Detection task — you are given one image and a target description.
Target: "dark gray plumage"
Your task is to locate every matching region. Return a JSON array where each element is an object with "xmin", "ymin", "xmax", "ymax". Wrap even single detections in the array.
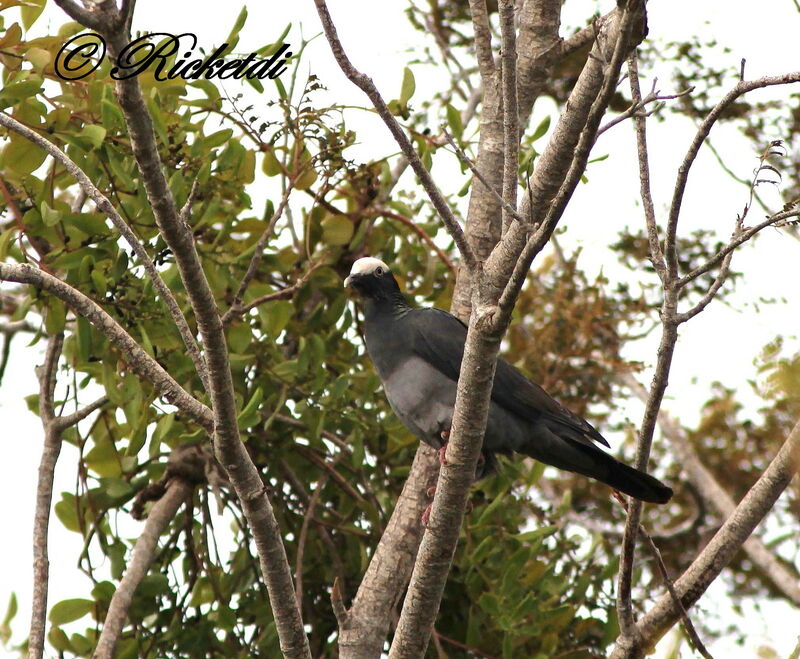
[{"xmin": 345, "ymin": 257, "xmax": 672, "ymax": 504}]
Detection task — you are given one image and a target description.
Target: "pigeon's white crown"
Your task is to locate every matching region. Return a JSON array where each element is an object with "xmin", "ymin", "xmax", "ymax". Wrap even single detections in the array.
[{"xmin": 349, "ymin": 257, "xmax": 390, "ymax": 276}]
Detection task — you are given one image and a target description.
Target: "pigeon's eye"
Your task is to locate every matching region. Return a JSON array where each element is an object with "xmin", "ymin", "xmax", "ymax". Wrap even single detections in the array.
[{"xmin": 374, "ymin": 266, "xmax": 385, "ymax": 276}]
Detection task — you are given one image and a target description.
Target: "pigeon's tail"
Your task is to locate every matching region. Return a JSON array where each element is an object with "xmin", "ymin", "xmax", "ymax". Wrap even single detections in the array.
[
  {"xmin": 591, "ymin": 452, "xmax": 673, "ymax": 504},
  {"xmin": 518, "ymin": 434, "xmax": 673, "ymax": 504}
]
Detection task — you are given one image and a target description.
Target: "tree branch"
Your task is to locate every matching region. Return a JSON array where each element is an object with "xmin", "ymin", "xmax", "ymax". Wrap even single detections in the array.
[
  {"xmin": 0, "ymin": 111, "xmax": 210, "ymax": 394},
  {"xmin": 664, "ymin": 71, "xmax": 800, "ymax": 280},
  {"xmin": 626, "ymin": 52, "xmax": 666, "ymax": 283},
  {"xmin": 94, "ymin": 478, "xmax": 193, "ymax": 659},
  {"xmin": 222, "ymin": 185, "xmax": 294, "ymax": 325},
  {"xmin": 499, "ymin": 0, "xmax": 519, "ymax": 236},
  {"xmin": 611, "ymin": 416, "xmax": 800, "ymax": 658},
  {"xmin": 29, "ymin": 335, "xmax": 108, "ymax": 659},
  {"xmin": 53, "ymin": 3, "xmax": 312, "ymax": 652},
  {"xmin": 335, "ymin": 445, "xmax": 439, "ymax": 657},
  {"xmin": 313, "ymin": 0, "xmax": 477, "ymax": 272},
  {"xmin": 621, "ymin": 372, "xmax": 800, "ymax": 607},
  {"xmin": 0, "ymin": 263, "xmax": 211, "ymax": 430}
]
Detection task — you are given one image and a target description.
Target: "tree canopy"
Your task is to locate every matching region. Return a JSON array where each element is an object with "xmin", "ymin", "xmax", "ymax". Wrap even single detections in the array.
[{"xmin": 1, "ymin": 1, "xmax": 799, "ymax": 658}]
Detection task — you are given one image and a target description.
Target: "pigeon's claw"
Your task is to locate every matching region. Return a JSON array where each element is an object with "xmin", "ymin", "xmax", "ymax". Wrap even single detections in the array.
[{"xmin": 438, "ymin": 444, "xmax": 448, "ymax": 465}]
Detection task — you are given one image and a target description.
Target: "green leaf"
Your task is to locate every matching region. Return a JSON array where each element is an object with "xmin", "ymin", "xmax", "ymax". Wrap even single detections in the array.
[
  {"xmin": 76, "ymin": 316, "xmax": 91, "ymax": 363},
  {"xmin": 446, "ymin": 103, "xmax": 463, "ymax": 140},
  {"xmin": 0, "ymin": 226, "xmax": 18, "ymax": 261},
  {"xmin": 530, "ymin": 115, "xmax": 551, "ymax": 141},
  {"xmin": 44, "ymin": 298, "xmax": 66, "ymax": 334},
  {"xmin": 321, "ymin": 214, "xmax": 353, "ymax": 246},
  {"xmin": 49, "ymin": 598, "xmax": 93, "ymax": 625},
  {"xmin": 80, "ymin": 125, "xmax": 106, "ymax": 149},
  {"xmin": 262, "ymin": 148, "xmax": 282, "ymax": 176},
  {"xmin": 20, "ymin": 0, "xmax": 46, "ymax": 30},
  {"xmin": 224, "ymin": 5, "xmax": 248, "ymax": 51},
  {"xmin": 204, "ymin": 128, "xmax": 233, "ymax": 149},
  {"xmin": 273, "ymin": 359, "xmax": 299, "ymax": 380},
  {"xmin": 40, "ymin": 201, "xmax": 63, "ymax": 227},
  {"xmin": 3, "ymin": 136, "xmax": 46, "ymax": 174},
  {"xmin": 69, "ymin": 212, "xmax": 108, "ymax": 235},
  {"xmin": 48, "ymin": 627, "xmax": 71, "ymax": 652},
  {"xmin": 262, "ymin": 300, "xmax": 293, "ymax": 337},
  {"xmin": 0, "ymin": 592, "xmax": 17, "ymax": 644},
  {"xmin": 400, "ymin": 67, "xmax": 416, "ymax": 106},
  {"xmin": 237, "ymin": 386, "xmax": 263, "ymax": 428},
  {"xmin": 90, "ymin": 269, "xmax": 108, "ymax": 297}
]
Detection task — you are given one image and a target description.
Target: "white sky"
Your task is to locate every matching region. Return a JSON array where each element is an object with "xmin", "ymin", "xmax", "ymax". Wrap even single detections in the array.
[{"xmin": 1, "ymin": 1, "xmax": 799, "ymax": 657}]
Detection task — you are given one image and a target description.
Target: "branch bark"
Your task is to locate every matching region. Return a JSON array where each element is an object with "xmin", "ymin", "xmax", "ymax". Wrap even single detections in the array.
[
  {"xmin": 29, "ymin": 335, "xmax": 107, "ymax": 659},
  {"xmin": 94, "ymin": 477, "xmax": 193, "ymax": 659},
  {"xmin": 47, "ymin": 3, "xmax": 313, "ymax": 654},
  {"xmin": 390, "ymin": 4, "xmax": 644, "ymax": 656},
  {"xmin": 611, "ymin": 417, "xmax": 800, "ymax": 658},
  {"xmin": 0, "ymin": 263, "xmax": 211, "ymax": 430},
  {"xmin": 620, "ymin": 372, "xmax": 800, "ymax": 607}
]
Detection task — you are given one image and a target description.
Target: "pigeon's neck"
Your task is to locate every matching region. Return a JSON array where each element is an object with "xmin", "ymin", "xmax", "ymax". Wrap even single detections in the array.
[{"xmin": 364, "ymin": 291, "xmax": 410, "ymax": 320}]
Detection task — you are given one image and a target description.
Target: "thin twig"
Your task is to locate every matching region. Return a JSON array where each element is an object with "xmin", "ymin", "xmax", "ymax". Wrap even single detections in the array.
[
  {"xmin": 313, "ymin": 0, "xmax": 478, "ymax": 272},
  {"xmin": 613, "ymin": 492, "xmax": 714, "ymax": 659},
  {"xmin": 664, "ymin": 71, "xmax": 800, "ymax": 280},
  {"xmin": 627, "ymin": 54, "xmax": 667, "ymax": 285},
  {"xmin": 442, "ymin": 129, "xmax": 524, "ymax": 224},
  {"xmin": 382, "ymin": 209, "xmax": 457, "ymax": 274},
  {"xmin": 222, "ymin": 185, "xmax": 294, "ymax": 325}
]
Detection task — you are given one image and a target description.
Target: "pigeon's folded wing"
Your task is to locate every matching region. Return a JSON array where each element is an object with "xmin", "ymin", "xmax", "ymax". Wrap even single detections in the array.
[{"xmin": 408, "ymin": 307, "xmax": 609, "ymax": 448}]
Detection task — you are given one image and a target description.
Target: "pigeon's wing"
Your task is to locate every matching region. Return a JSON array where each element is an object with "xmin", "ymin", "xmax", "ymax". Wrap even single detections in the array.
[{"xmin": 408, "ymin": 307, "xmax": 609, "ymax": 448}]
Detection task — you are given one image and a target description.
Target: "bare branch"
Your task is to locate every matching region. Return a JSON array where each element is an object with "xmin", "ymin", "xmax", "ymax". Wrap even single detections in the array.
[
  {"xmin": 336, "ymin": 446, "xmax": 439, "ymax": 656},
  {"xmin": 611, "ymin": 417, "xmax": 800, "ymax": 658},
  {"xmin": 381, "ymin": 209, "xmax": 457, "ymax": 274},
  {"xmin": 616, "ymin": 316, "xmax": 679, "ymax": 636},
  {"xmin": 94, "ymin": 478, "xmax": 193, "ymax": 659},
  {"xmin": 222, "ymin": 185, "xmax": 294, "ymax": 324},
  {"xmin": 54, "ymin": 395, "xmax": 109, "ymax": 432},
  {"xmin": 677, "ymin": 207, "xmax": 800, "ymax": 290},
  {"xmin": 494, "ymin": 3, "xmax": 642, "ymax": 325},
  {"xmin": 597, "ymin": 83, "xmax": 693, "ymax": 138},
  {"xmin": 621, "ymin": 372, "xmax": 800, "ymax": 606},
  {"xmin": 29, "ymin": 335, "xmax": 64, "ymax": 659},
  {"xmin": 441, "ymin": 129, "xmax": 524, "ymax": 224},
  {"xmin": 468, "ymin": 0, "xmax": 496, "ymax": 79},
  {"xmin": 499, "ymin": 0, "xmax": 519, "ymax": 236},
  {"xmin": 626, "ymin": 54, "xmax": 668, "ymax": 285},
  {"xmin": 0, "ymin": 263, "xmax": 212, "ymax": 430},
  {"xmin": 664, "ymin": 71, "xmax": 800, "ymax": 280},
  {"xmin": 613, "ymin": 492, "xmax": 714, "ymax": 659},
  {"xmin": 313, "ymin": 0, "xmax": 478, "ymax": 272}
]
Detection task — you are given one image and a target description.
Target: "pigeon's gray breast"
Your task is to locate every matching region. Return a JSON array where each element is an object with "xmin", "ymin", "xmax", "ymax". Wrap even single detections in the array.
[{"xmin": 381, "ymin": 356, "xmax": 456, "ymax": 448}]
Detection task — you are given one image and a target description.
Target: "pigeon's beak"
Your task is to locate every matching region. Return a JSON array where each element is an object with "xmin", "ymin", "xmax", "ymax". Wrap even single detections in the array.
[{"xmin": 344, "ymin": 274, "xmax": 354, "ymax": 288}]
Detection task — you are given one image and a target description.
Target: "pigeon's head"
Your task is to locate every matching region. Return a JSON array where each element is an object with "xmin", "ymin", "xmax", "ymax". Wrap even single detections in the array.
[{"xmin": 344, "ymin": 257, "xmax": 402, "ymax": 302}]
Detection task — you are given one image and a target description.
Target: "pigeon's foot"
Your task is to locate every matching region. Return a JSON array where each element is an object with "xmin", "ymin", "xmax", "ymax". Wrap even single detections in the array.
[
  {"xmin": 422, "ymin": 503, "xmax": 433, "ymax": 527},
  {"xmin": 438, "ymin": 444, "xmax": 448, "ymax": 465},
  {"xmin": 420, "ymin": 485, "xmax": 475, "ymax": 527}
]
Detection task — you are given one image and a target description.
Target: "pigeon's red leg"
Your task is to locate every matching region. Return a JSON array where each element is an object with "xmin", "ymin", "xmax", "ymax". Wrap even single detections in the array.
[
  {"xmin": 422, "ymin": 486, "xmax": 436, "ymax": 526},
  {"xmin": 438, "ymin": 429, "xmax": 450, "ymax": 464}
]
